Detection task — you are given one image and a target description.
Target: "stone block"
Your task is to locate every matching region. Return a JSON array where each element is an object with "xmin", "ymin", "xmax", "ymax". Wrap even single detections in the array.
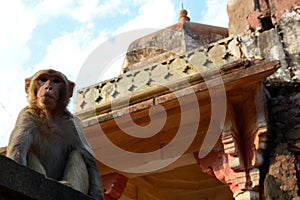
[
  {"xmin": 235, "ymin": 191, "xmax": 260, "ymax": 200},
  {"xmin": 227, "ymin": 0, "xmax": 255, "ymax": 35},
  {"xmin": 0, "ymin": 155, "xmax": 94, "ymax": 200}
]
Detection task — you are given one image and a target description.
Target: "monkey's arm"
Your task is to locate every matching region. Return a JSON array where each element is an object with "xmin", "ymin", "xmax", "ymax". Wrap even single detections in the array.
[
  {"xmin": 7, "ymin": 108, "xmax": 35, "ymax": 165},
  {"xmin": 83, "ymin": 151, "xmax": 103, "ymax": 200},
  {"xmin": 72, "ymin": 116, "xmax": 104, "ymax": 200}
]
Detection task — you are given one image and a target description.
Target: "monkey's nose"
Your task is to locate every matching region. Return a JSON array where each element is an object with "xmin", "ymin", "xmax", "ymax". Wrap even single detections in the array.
[{"xmin": 45, "ymin": 84, "xmax": 53, "ymax": 90}]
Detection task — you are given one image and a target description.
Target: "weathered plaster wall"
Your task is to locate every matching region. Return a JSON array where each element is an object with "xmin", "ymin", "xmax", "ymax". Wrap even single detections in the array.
[
  {"xmin": 228, "ymin": 0, "xmax": 300, "ymax": 82},
  {"xmin": 227, "ymin": 0, "xmax": 300, "ymax": 35},
  {"xmin": 278, "ymin": 8, "xmax": 300, "ymax": 81}
]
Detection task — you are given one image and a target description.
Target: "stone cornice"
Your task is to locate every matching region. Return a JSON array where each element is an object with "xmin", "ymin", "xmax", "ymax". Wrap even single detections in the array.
[
  {"xmin": 76, "ymin": 29, "xmax": 283, "ymax": 126},
  {"xmin": 76, "ymin": 36, "xmax": 248, "ymax": 119}
]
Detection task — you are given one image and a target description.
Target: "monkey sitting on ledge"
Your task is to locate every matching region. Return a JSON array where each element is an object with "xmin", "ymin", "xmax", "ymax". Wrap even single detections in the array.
[{"xmin": 6, "ymin": 69, "xmax": 103, "ymax": 200}]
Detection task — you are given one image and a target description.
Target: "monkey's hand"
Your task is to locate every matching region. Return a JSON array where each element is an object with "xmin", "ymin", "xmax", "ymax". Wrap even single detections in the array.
[{"xmin": 59, "ymin": 180, "xmax": 73, "ymax": 188}]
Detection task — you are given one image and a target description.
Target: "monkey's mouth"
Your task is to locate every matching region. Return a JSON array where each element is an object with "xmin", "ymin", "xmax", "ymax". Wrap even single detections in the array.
[
  {"xmin": 42, "ymin": 93, "xmax": 58, "ymax": 100},
  {"xmin": 38, "ymin": 95, "xmax": 57, "ymax": 105}
]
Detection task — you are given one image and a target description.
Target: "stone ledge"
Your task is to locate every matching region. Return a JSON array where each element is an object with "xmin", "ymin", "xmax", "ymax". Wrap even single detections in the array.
[
  {"xmin": 0, "ymin": 155, "xmax": 94, "ymax": 200},
  {"xmin": 78, "ymin": 60, "xmax": 279, "ymax": 128}
]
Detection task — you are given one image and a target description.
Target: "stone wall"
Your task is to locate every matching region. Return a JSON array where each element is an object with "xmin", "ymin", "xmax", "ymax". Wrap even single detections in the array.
[
  {"xmin": 263, "ymin": 82, "xmax": 300, "ymax": 199},
  {"xmin": 263, "ymin": 4, "xmax": 300, "ymax": 200}
]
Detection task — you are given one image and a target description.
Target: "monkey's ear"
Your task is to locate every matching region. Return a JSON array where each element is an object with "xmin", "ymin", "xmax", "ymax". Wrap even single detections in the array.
[
  {"xmin": 68, "ymin": 81, "xmax": 75, "ymax": 98},
  {"xmin": 25, "ymin": 78, "xmax": 31, "ymax": 94}
]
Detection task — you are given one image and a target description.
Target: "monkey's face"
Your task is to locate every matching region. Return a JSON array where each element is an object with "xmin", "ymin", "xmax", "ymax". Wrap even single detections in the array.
[
  {"xmin": 25, "ymin": 69, "xmax": 75, "ymax": 112},
  {"xmin": 35, "ymin": 73, "xmax": 64, "ymax": 110}
]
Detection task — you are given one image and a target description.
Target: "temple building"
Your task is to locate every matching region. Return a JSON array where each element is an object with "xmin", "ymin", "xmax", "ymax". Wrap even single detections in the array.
[
  {"xmin": 75, "ymin": 0, "xmax": 300, "ymax": 199},
  {"xmin": 1, "ymin": 0, "xmax": 300, "ymax": 200}
]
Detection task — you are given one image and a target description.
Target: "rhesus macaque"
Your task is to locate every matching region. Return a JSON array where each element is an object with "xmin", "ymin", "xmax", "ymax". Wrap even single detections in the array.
[{"xmin": 6, "ymin": 69, "xmax": 103, "ymax": 200}]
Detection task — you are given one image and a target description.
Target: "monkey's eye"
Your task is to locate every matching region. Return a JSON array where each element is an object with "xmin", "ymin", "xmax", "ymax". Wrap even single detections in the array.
[
  {"xmin": 38, "ymin": 77, "xmax": 48, "ymax": 83},
  {"xmin": 53, "ymin": 78, "xmax": 61, "ymax": 84}
]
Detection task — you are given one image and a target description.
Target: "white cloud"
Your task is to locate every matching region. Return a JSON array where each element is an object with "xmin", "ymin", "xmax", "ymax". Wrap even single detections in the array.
[
  {"xmin": 33, "ymin": 0, "xmax": 73, "ymax": 24},
  {"xmin": 0, "ymin": 2, "xmax": 36, "ymax": 68},
  {"xmin": 0, "ymin": 1, "xmax": 37, "ymax": 147},
  {"xmin": 116, "ymin": 0, "xmax": 176, "ymax": 33},
  {"xmin": 69, "ymin": 0, "xmax": 130, "ymax": 23},
  {"xmin": 68, "ymin": 0, "xmax": 100, "ymax": 23},
  {"xmin": 33, "ymin": 27, "xmax": 105, "ymax": 78},
  {"xmin": 33, "ymin": 0, "xmax": 134, "ymax": 25},
  {"xmin": 0, "ymin": 70, "xmax": 28, "ymax": 148},
  {"xmin": 200, "ymin": 0, "xmax": 229, "ymax": 28}
]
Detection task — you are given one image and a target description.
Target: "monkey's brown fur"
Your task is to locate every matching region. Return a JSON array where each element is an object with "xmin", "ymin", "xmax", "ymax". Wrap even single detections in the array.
[{"xmin": 7, "ymin": 69, "xmax": 103, "ymax": 199}]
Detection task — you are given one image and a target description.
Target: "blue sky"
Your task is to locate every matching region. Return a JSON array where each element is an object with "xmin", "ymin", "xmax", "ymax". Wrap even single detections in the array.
[{"xmin": 0, "ymin": 0, "xmax": 228, "ymax": 147}]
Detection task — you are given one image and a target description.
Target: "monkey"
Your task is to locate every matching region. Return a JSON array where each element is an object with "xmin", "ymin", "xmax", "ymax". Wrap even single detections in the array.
[{"xmin": 6, "ymin": 69, "xmax": 103, "ymax": 200}]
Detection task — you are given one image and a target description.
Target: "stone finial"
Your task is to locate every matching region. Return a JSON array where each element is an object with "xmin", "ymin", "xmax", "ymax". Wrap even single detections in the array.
[{"xmin": 178, "ymin": 6, "xmax": 190, "ymax": 23}]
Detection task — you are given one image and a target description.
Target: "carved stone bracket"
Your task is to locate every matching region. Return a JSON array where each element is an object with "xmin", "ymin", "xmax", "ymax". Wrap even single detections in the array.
[
  {"xmin": 102, "ymin": 173, "xmax": 128, "ymax": 200},
  {"xmin": 222, "ymin": 130, "xmax": 244, "ymax": 171},
  {"xmin": 195, "ymin": 83, "xmax": 269, "ymax": 200}
]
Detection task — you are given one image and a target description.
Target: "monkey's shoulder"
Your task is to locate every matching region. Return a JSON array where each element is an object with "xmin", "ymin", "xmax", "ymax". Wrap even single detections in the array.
[
  {"xmin": 14, "ymin": 107, "xmax": 40, "ymax": 127},
  {"xmin": 18, "ymin": 106, "xmax": 43, "ymax": 118},
  {"xmin": 17, "ymin": 107, "xmax": 75, "ymax": 130}
]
